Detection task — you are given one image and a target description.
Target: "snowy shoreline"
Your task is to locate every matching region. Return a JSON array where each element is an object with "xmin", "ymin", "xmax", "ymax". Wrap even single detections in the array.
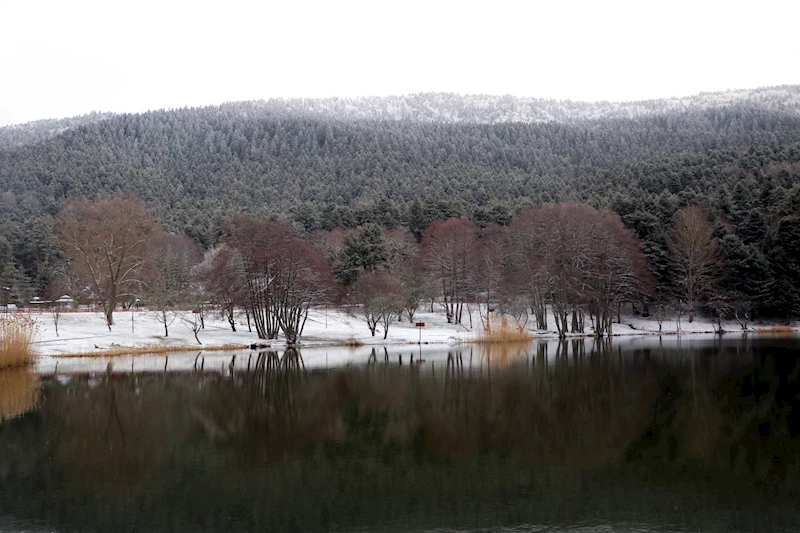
[{"xmin": 12, "ymin": 307, "xmax": 795, "ymax": 372}]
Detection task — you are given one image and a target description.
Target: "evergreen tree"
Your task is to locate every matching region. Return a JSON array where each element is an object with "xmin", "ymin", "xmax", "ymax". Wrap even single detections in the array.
[{"xmin": 333, "ymin": 224, "xmax": 388, "ymax": 286}]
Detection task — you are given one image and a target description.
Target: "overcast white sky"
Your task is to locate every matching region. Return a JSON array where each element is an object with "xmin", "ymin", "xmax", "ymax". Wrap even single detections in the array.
[{"xmin": 1, "ymin": 0, "xmax": 798, "ymax": 127}]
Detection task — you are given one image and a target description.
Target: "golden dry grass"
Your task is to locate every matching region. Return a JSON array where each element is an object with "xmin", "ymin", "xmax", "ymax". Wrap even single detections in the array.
[
  {"xmin": 0, "ymin": 315, "xmax": 37, "ymax": 369},
  {"xmin": 475, "ymin": 315, "xmax": 533, "ymax": 344},
  {"xmin": 0, "ymin": 367, "xmax": 39, "ymax": 421},
  {"xmin": 59, "ymin": 343, "xmax": 246, "ymax": 358},
  {"xmin": 341, "ymin": 337, "xmax": 365, "ymax": 348},
  {"xmin": 754, "ymin": 325, "xmax": 796, "ymax": 333}
]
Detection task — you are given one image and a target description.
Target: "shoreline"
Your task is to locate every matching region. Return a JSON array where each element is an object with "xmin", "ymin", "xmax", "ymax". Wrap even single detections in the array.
[{"xmin": 8, "ymin": 308, "xmax": 797, "ymax": 361}]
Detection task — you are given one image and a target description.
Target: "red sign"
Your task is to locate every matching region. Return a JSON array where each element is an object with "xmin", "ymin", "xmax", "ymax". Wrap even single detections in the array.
[{"xmin": 415, "ymin": 322, "xmax": 425, "ymax": 327}]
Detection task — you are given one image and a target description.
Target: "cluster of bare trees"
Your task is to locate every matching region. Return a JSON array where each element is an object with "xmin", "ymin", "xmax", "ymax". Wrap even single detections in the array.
[
  {"xmin": 53, "ymin": 196, "xmax": 336, "ymax": 343},
  {"xmin": 51, "ymin": 193, "xmax": 731, "ymax": 341},
  {"xmin": 198, "ymin": 216, "xmax": 334, "ymax": 344},
  {"xmin": 321, "ymin": 204, "xmax": 654, "ymax": 339},
  {"xmin": 54, "ymin": 194, "xmax": 205, "ymax": 336},
  {"xmin": 414, "ymin": 204, "xmax": 654, "ymax": 337},
  {"xmin": 504, "ymin": 204, "xmax": 653, "ymax": 336}
]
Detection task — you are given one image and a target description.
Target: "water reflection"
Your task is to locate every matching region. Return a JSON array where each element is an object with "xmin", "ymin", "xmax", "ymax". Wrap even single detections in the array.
[
  {"xmin": 0, "ymin": 367, "xmax": 39, "ymax": 422},
  {"xmin": 1, "ymin": 338, "xmax": 799, "ymax": 532}
]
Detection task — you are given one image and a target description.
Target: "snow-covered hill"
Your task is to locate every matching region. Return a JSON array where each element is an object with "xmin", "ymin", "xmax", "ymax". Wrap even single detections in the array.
[
  {"xmin": 250, "ymin": 85, "xmax": 800, "ymax": 124},
  {"xmin": 3, "ymin": 85, "xmax": 799, "ymax": 149}
]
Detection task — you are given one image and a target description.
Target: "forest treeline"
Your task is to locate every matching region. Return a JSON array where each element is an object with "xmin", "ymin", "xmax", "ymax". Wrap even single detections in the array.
[{"xmin": 1, "ymin": 89, "xmax": 800, "ymax": 321}]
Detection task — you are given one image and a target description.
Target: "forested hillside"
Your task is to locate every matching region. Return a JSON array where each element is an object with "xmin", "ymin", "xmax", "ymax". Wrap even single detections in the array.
[{"xmin": 1, "ymin": 87, "xmax": 800, "ymax": 319}]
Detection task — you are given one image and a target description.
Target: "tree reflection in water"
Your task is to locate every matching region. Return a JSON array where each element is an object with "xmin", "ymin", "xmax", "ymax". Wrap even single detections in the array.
[{"xmin": 0, "ymin": 338, "xmax": 799, "ymax": 532}]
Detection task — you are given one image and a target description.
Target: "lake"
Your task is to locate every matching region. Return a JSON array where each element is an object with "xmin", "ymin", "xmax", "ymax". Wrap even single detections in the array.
[{"xmin": 1, "ymin": 335, "xmax": 799, "ymax": 532}]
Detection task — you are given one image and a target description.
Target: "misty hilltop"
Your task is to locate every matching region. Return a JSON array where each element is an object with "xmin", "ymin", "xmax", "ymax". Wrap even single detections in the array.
[
  {"xmin": 246, "ymin": 85, "xmax": 800, "ymax": 124},
  {"xmin": 2, "ymin": 85, "xmax": 799, "ymax": 149}
]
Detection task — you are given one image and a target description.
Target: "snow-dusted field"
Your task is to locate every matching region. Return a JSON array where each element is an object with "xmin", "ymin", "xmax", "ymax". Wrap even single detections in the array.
[
  {"xmin": 29, "ymin": 307, "xmax": 471, "ymax": 356},
  {"xmin": 17, "ymin": 306, "xmax": 797, "ymax": 374},
  {"xmin": 28, "ymin": 307, "xmax": 470, "ymax": 373}
]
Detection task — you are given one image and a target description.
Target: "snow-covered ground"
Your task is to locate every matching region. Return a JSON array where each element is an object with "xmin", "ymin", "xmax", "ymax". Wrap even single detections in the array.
[
  {"xmin": 27, "ymin": 307, "xmax": 468, "ymax": 373},
  {"xmin": 16, "ymin": 306, "xmax": 798, "ymax": 374},
  {"xmin": 29, "ymin": 307, "xmax": 471, "ymax": 356}
]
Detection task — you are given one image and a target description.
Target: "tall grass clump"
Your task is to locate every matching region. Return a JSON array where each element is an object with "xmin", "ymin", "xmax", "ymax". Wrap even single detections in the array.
[
  {"xmin": 0, "ymin": 315, "xmax": 37, "ymax": 369},
  {"xmin": 343, "ymin": 337, "xmax": 365, "ymax": 348},
  {"xmin": 475, "ymin": 314, "xmax": 532, "ymax": 344},
  {"xmin": 0, "ymin": 367, "xmax": 39, "ymax": 422}
]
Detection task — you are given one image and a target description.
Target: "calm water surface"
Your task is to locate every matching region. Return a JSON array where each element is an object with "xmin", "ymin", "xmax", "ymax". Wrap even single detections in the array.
[{"xmin": 1, "ymin": 335, "xmax": 799, "ymax": 532}]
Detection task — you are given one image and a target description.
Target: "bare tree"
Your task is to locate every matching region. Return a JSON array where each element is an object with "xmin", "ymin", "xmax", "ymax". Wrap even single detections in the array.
[
  {"xmin": 474, "ymin": 224, "xmax": 507, "ymax": 331},
  {"xmin": 668, "ymin": 207, "xmax": 725, "ymax": 322},
  {"xmin": 55, "ymin": 194, "xmax": 159, "ymax": 328},
  {"xmin": 580, "ymin": 207, "xmax": 653, "ymax": 337},
  {"xmin": 730, "ymin": 295, "xmax": 752, "ymax": 330},
  {"xmin": 270, "ymin": 238, "xmax": 332, "ymax": 344},
  {"xmin": 707, "ymin": 293, "xmax": 732, "ymax": 335},
  {"xmin": 144, "ymin": 232, "xmax": 201, "ymax": 337},
  {"xmin": 500, "ymin": 295, "xmax": 530, "ymax": 332},
  {"xmin": 195, "ymin": 245, "xmax": 248, "ymax": 332},
  {"xmin": 383, "ymin": 227, "xmax": 419, "ymax": 266},
  {"xmin": 421, "ymin": 218, "xmax": 480, "ymax": 324},
  {"xmin": 507, "ymin": 209, "xmax": 551, "ymax": 330},
  {"xmin": 350, "ymin": 270, "xmax": 405, "ymax": 339},
  {"xmin": 46, "ymin": 263, "xmax": 79, "ymax": 337},
  {"xmin": 395, "ymin": 254, "xmax": 434, "ymax": 323},
  {"xmin": 654, "ymin": 300, "xmax": 672, "ymax": 332},
  {"xmin": 308, "ymin": 228, "xmax": 351, "ymax": 266},
  {"xmin": 225, "ymin": 217, "xmax": 284, "ymax": 340},
  {"xmin": 183, "ymin": 313, "xmax": 203, "ymax": 345},
  {"xmin": 224, "ymin": 216, "xmax": 333, "ymax": 344}
]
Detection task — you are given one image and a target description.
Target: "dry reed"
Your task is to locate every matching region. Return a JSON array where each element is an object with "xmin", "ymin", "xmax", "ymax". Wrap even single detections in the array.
[
  {"xmin": 0, "ymin": 315, "xmax": 37, "ymax": 369},
  {"xmin": 0, "ymin": 367, "xmax": 39, "ymax": 421},
  {"xmin": 60, "ymin": 343, "xmax": 246, "ymax": 358},
  {"xmin": 754, "ymin": 325, "xmax": 796, "ymax": 333},
  {"xmin": 475, "ymin": 314, "xmax": 533, "ymax": 344},
  {"xmin": 342, "ymin": 337, "xmax": 365, "ymax": 348}
]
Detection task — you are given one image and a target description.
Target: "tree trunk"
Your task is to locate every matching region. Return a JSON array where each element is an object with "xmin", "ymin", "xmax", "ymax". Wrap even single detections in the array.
[{"xmin": 226, "ymin": 307, "xmax": 236, "ymax": 332}]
